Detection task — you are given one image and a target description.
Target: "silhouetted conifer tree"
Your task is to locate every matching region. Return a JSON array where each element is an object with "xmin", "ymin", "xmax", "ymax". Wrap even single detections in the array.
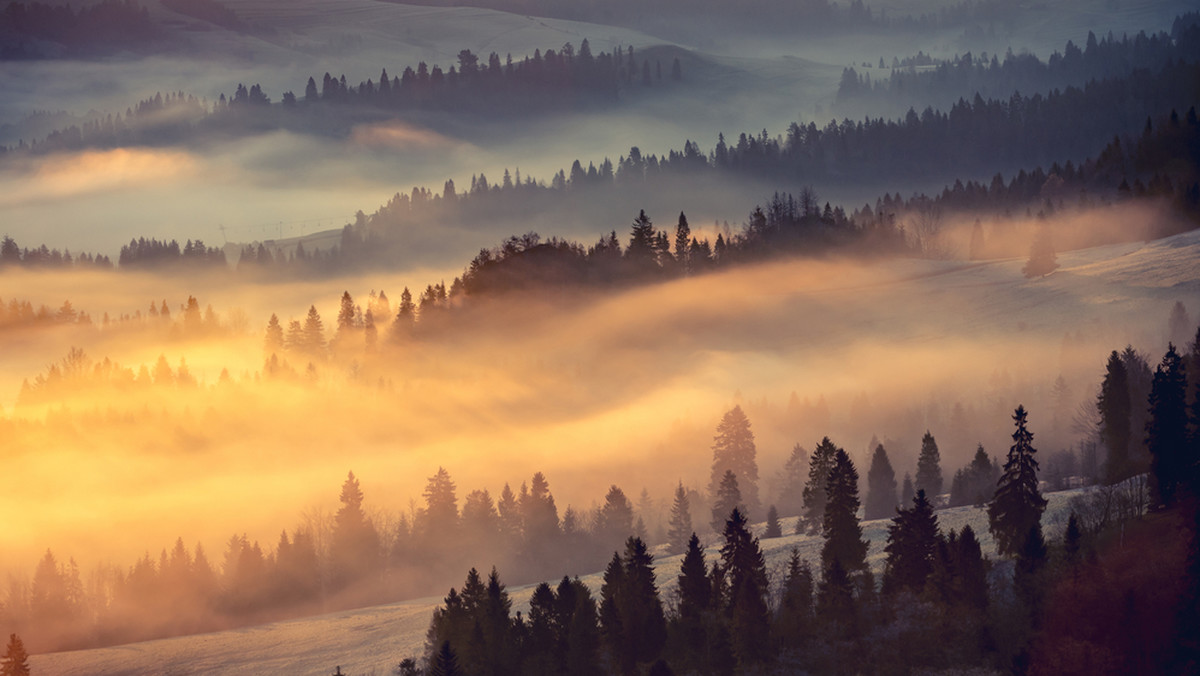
[
  {"xmin": 1098, "ymin": 350, "xmax": 1134, "ymax": 483},
  {"xmin": 711, "ymin": 470, "xmax": 743, "ymax": 533},
  {"xmin": 1, "ymin": 634, "xmax": 30, "ymax": 676},
  {"xmin": 822, "ymin": 448, "xmax": 867, "ymax": 575},
  {"xmin": 882, "ymin": 490, "xmax": 940, "ymax": 596},
  {"xmin": 866, "ymin": 443, "xmax": 898, "ymax": 520},
  {"xmin": 915, "ymin": 431, "xmax": 943, "ymax": 499},
  {"xmin": 1148, "ymin": 344, "xmax": 1190, "ymax": 507},
  {"xmin": 800, "ymin": 437, "xmax": 839, "ymax": 534},
  {"xmin": 264, "ymin": 313, "xmax": 284, "ymax": 354},
  {"xmin": 1023, "ymin": 224, "xmax": 1058, "ymax": 278},
  {"xmin": 988, "ymin": 406, "xmax": 1047, "ymax": 556},
  {"xmin": 709, "ymin": 405, "xmax": 760, "ymax": 518},
  {"xmin": 719, "ymin": 508, "xmax": 772, "ymax": 668},
  {"xmin": 764, "ymin": 505, "xmax": 782, "ymax": 538},
  {"xmin": 666, "ymin": 482, "xmax": 692, "ymax": 555}
]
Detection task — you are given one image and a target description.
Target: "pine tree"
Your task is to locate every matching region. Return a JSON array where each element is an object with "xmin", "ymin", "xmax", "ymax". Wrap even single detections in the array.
[
  {"xmin": 774, "ymin": 549, "xmax": 814, "ymax": 646},
  {"xmin": 915, "ymin": 431, "xmax": 943, "ymax": 499},
  {"xmin": 780, "ymin": 442, "xmax": 808, "ymax": 517},
  {"xmin": 719, "ymin": 508, "xmax": 772, "ymax": 668},
  {"xmin": 711, "ymin": 470, "xmax": 743, "ymax": 533},
  {"xmin": 1, "ymin": 634, "xmax": 29, "ymax": 676},
  {"xmin": 625, "ymin": 210, "xmax": 659, "ymax": 272},
  {"xmin": 1098, "ymin": 350, "xmax": 1133, "ymax": 483},
  {"xmin": 336, "ymin": 290, "xmax": 356, "ymax": 336},
  {"xmin": 597, "ymin": 485, "xmax": 635, "ymax": 552},
  {"xmin": 764, "ymin": 505, "xmax": 782, "ymax": 538},
  {"xmin": 673, "ymin": 212, "xmax": 691, "ymax": 273},
  {"xmin": 800, "ymin": 437, "xmax": 839, "ymax": 534},
  {"xmin": 666, "ymin": 482, "xmax": 692, "ymax": 555},
  {"xmin": 882, "ymin": 490, "xmax": 940, "ymax": 596},
  {"xmin": 601, "ymin": 537, "xmax": 666, "ymax": 673},
  {"xmin": 330, "ymin": 471, "xmax": 380, "ymax": 589},
  {"xmin": 430, "ymin": 640, "xmax": 461, "ymax": 676},
  {"xmin": 865, "ymin": 443, "xmax": 898, "ymax": 520},
  {"xmin": 264, "ymin": 313, "xmax": 284, "ymax": 354},
  {"xmin": 988, "ymin": 406, "xmax": 1048, "ymax": 556},
  {"xmin": 708, "ymin": 405, "xmax": 760, "ymax": 519},
  {"xmin": 392, "ymin": 287, "xmax": 416, "ymax": 341},
  {"xmin": 822, "ymin": 449, "xmax": 868, "ymax": 575},
  {"xmin": 302, "ymin": 305, "xmax": 325, "ymax": 356},
  {"xmin": 1148, "ymin": 344, "xmax": 1189, "ymax": 507}
]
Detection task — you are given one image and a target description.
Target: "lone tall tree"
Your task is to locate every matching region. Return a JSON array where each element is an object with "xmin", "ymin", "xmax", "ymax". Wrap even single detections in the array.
[
  {"xmin": 719, "ymin": 508, "xmax": 772, "ymax": 668},
  {"xmin": 1, "ymin": 634, "xmax": 29, "ymax": 676},
  {"xmin": 666, "ymin": 482, "xmax": 693, "ymax": 555},
  {"xmin": 709, "ymin": 405, "xmax": 760, "ymax": 518},
  {"xmin": 865, "ymin": 443, "xmax": 898, "ymax": 520},
  {"xmin": 915, "ymin": 431, "xmax": 944, "ymax": 499},
  {"xmin": 1097, "ymin": 350, "xmax": 1133, "ymax": 483},
  {"xmin": 988, "ymin": 406, "xmax": 1048, "ymax": 556},
  {"xmin": 822, "ymin": 448, "xmax": 868, "ymax": 575},
  {"xmin": 800, "ymin": 437, "xmax": 839, "ymax": 534},
  {"xmin": 1147, "ymin": 344, "xmax": 1189, "ymax": 507},
  {"xmin": 711, "ymin": 470, "xmax": 744, "ymax": 533}
]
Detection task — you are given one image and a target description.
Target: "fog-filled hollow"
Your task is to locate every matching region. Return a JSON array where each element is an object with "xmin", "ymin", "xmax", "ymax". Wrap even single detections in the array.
[{"xmin": 1, "ymin": 213, "xmax": 1196, "ymax": 576}]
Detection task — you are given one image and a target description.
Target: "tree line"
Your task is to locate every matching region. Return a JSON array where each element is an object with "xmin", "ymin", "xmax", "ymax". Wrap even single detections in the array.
[
  {"xmin": 0, "ymin": 0, "xmax": 157, "ymax": 59},
  {"xmin": 414, "ymin": 377, "xmax": 1200, "ymax": 674},
  {"xmin": 837, "ymin": 14, "xmax": 1200, "ymax": 117},
  {"xmin": 12, "ymin": 41, "xmax": 680, "ymax": 155}
]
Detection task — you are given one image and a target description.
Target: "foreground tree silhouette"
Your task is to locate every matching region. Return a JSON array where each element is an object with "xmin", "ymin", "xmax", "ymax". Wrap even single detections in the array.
[
  {"xmin": 800, "ymin": 437, "xmax": 839, "ymax": 534},
  {"xmin": 719, "ymin": 507, "xmax": 772, "ymax": 668},
  {"xmin": 1147, "ymin": 344, "xmax": 1189, "ymax": 507},
  {"xmin": 1098, "ymin": 350, "xmax": 1133, "ymax": 483},
  {"xmin": 988, "ymin": 406, "xmax": 1047, "ymax": 556},
  {"xmin": 822, "ymin": 448, "xmax": 868, "ymax": 575},
  {"xmin": 1, "ymin": 634, "xmax": 29, "ymax": 676},
  {"xmin": 600, "ymin": 537, "xmax": 666, "ymax": 674},
  {"xmin": 882, "ymin": 490, "xmax": 939, "ymax": 596},
  {"xmin": 915, "ymin": 431, "xmax": 943, "ymax": 500},
  {"xmin": 865, "ymin": 443, "xmax": 898, "ymax": 520}
]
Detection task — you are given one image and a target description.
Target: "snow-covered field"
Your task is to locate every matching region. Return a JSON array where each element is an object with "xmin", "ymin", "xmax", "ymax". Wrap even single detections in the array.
[{"xmin": 30, "ymin": 488, "xmax": 1087, "ymax": 675}]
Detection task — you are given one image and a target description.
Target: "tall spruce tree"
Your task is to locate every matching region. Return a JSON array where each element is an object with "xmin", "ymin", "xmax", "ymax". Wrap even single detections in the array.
[
  {"xmin": 800, "ymin": 437, "xmax": 839, "ymax": 535},
  {"xmin": 822, "ymin": 448, "xmax": 868, "ymax": 575},
  {"xmin": 711, "ymin": 470, "xmax": 743, "ymax": 533},
  {"xmin": 666, "ymin": 482, "xmax": 693, "ymax": 555},
  {"xmin": 915, "ymin": 431, "xmax": 944, "ymax": 499},
  {"xmin": 774, "ymin": 549, "xmax": 814, "ymax": 647},
  {"xmin": 719, "ymin": 508, "xmax": 772, "ymax": 668},
  {"xmin": 988, "ymin": 406, "xmax": 1047, "ymax": 556},
  {"xmin": 1, "ymin": 634, "xmax": 29, "ymax": 676},
  {"xmin": 1098, "ymin": 350, "xmax": 1134, "ymax": 483},
  {"xmin": 600, "ymin": 537, "xmax": 666, "ymax": 674},
  {"xmin": 708, "ymin": 405, "xmax": 760, "ymax": 518},
  {"xmin": 1148, "ymin": 344, "xmax": 1189, "ymax": 507},
  {"xmin": 865, "ymin": 443, "xmax": 898, "ymax": 520},
  {"xmin": 882, "ymin": 490, "xmax": 940, "ymax": 596}
]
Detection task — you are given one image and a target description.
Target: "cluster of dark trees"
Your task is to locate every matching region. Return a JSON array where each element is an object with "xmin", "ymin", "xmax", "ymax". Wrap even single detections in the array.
[
  {"xmin": 117, "ymin": 237, "xmax": 226, "ymax": 269},
  {"xmin": 0, "ymin": 0, "xmax": 157, "ymax": 59},
  {"xmin": 0, "ymin": 236, "xmax": 111, "ymax": 269},
  {"xmin": 838, "ymin": 16, "xmax": 1200, "ymax": 116},
  {"xmin": 0, "ymin": 298, "xmax": 91, "ymax": 332},
  {"xmin": 417, "ymin": 390, "xmax": 1200, "ymax": 675},
  {"xmin": 276, "ymin": 41, "xmax": 681, "ymax": 113},
  {"xmin": 236, "ymin": 102, "xmax": 1200, "ymax": 279},
  {"xmin": 11, "ymin": 42, "xmax": 679, "ymax": 155}
]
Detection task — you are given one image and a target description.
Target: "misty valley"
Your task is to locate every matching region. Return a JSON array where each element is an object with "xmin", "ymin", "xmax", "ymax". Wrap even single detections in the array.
[{"xmin": 0, "ymin": 1, "xmax": 1199, "ymax": 675}]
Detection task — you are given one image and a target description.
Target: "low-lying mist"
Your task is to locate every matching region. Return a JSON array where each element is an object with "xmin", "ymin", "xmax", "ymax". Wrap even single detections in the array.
[{"xmin": 1, "ymin": 208, "xmax": 1195, "ymax": 578}]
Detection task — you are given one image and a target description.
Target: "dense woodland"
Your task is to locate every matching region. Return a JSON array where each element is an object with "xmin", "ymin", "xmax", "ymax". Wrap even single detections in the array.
[
  {"xmin": 2, "ymin": 324, "xmax": 1197, "ymax": 674},
  {"xmin": 0, "ymin": 0, "xmax": 158, "ymax": 59},
  {"xmin": 8, "ymin": 40, "xmax": 679, "ymax": 155},
  {"xmin": 235, "ymin": 108, "xmax": 1200, "ymax": 279},
  {"xmin": 837, "ymin": 13, "xmax": 1200, "ymax": 117}
]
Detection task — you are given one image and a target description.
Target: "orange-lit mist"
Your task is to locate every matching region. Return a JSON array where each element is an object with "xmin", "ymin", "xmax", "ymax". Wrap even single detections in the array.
[{"xmin": 0, "ymin": 203, "xmax": 1196, "ymax": 584}]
